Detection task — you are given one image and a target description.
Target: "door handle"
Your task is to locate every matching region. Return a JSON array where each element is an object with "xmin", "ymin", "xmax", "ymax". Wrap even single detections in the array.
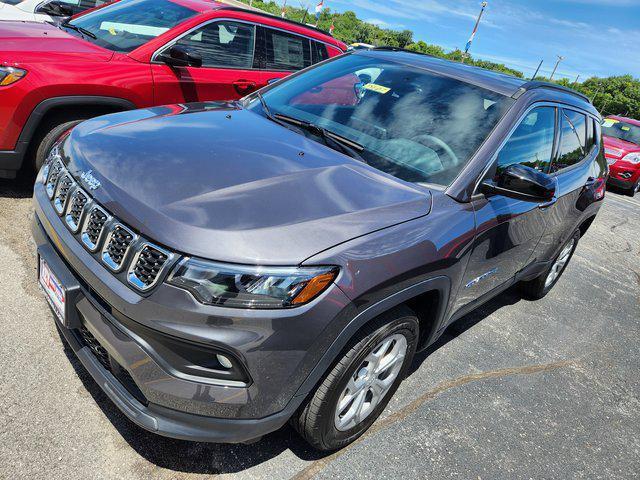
[
  {"xmin": 538, "ymin": 197, "xmax": 558, "ymax": 209},
  {"xmin": 584, "ymin": 176, "xmax": 597, "ymax": 187},
  {"xmin": 232, "ymin": 79, "xmax": 257, "ymax": 95}
]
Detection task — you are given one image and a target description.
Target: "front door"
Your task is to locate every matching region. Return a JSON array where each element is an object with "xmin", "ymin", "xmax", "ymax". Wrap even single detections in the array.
[
  {"xmin": 453, "ymin": 106, "xmax": 559, "ymax": 312},
  {"xmin": 151, "ymin": 19, "xmax": 265, "ymax": 104}
]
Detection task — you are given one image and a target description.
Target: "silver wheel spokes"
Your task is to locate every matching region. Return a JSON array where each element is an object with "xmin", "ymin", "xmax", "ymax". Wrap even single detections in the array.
[
  {"xmin": 545, "ymin": 239, "xmax": 574, "ymax": 288},
  {"xmin": 334, "ymin": 333, "xmax": 408, "ymax": 432}
]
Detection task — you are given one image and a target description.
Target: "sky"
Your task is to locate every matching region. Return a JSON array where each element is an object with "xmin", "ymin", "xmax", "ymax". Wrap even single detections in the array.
[{"xmin": 326, "ymin": 0, "xmax": 640, "ymax": 80}]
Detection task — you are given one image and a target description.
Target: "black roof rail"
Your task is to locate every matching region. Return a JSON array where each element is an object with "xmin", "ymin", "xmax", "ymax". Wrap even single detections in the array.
[
  {"xmin": 217, "ymin": 6, "xmax": 334, "ymax": 38},
  {"xmin": 513, "ymin": 80, "xmax": 591, "ymax": 103}
]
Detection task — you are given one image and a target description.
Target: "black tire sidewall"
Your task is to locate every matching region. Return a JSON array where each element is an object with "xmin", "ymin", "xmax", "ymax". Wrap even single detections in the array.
[
  {"xmin": 33, "ymin": 120, "xmax": 84, "ymax": 171},
  {"xmin": 317, "ymin": 316, "xmax": 419, "ymax": 449}
]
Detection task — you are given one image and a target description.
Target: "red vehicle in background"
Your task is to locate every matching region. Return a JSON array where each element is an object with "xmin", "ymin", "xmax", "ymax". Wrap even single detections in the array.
[
  {"xmin": 0, "ymin": 0, "xmax": 346, "ymax": 178},
  {"xmin": 602, "ymin": 115, "xmax": 640, "ymax": 196}
]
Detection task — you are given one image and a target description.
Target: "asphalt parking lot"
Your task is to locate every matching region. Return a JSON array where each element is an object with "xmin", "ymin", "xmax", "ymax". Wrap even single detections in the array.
[{"xmin": 0, "ymin": 174, "xmax": 638, "ymax": 479}]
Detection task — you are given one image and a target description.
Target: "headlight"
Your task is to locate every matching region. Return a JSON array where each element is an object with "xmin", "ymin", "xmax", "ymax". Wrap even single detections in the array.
[
  {"xmin": 167, "ymin": 258, "xmax": 339, "ymax": 309},
  {"xmin": 622, "ymin": 152, "xmax": 640, "ymax": 164},
  {"xmin": 0, "ymin": 66, "xmax": 27, "ymax": 86}
]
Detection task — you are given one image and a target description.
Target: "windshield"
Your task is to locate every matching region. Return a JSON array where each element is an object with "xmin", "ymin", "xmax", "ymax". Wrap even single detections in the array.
[
  {"xmin": 602, "ymin": 118, "xmax": 640, "ymax": 146},
  {"xmin": 67, "ymin": 0, "xmax": 197, "ymax": 53},
  {"xmin": 253, "ymin": 54, "xmax": 514, "ymax": 186}
]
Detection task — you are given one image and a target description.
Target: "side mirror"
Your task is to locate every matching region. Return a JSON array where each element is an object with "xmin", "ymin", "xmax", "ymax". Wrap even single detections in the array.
[
  {"xmin": 481, "ymin": 164, "xmax": 556, "ymax": 202},
  {"xmin": 38, "ymin": 0, "xmax": 75, "ymax": 17},
  {"xmin": 159, "ymin": 45, "xmax": 203, "ymax": 68}
]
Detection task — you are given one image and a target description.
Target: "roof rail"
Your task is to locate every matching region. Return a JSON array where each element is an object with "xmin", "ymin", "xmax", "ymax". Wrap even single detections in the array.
[
  {"xmin": 217, "ymin": 6, "xmax": 334, "ymax": 38},
  {"xmin": 513, "ymin": 80, "xmax": 591, "ymax": 103}
]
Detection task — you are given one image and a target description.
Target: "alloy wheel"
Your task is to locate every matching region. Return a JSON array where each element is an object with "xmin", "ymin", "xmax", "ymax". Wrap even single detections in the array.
[
  {"xmin": 544, "ymin": 239, "xmax": 575, "ymax": 289},
  {"xmin": 334, "ymin": 333, "xmax": 407, "ymax": 431}
]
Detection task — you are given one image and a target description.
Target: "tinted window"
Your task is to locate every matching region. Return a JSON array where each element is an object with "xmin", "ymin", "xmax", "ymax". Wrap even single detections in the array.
[
  {"xmin": 172, "ymin": 21, "xmax": 256, "ymax": 69},
  {"xmin": 69, "ymin": 0, "xmax": 197, "ymax": 53},
  {"xmin": 496, "ymin": 107, "xmax": 556, "ymax": 176},
  {"xmin": 265, "ymin": 29, "xmax": 311, "ymax": 71},
  {"xmin": 552, "ymin": 109, "xmax": 587, "ymax": 172},
  {"xmin": 254, "ymin": 55, "xmax": 514, "ymax": 186}
]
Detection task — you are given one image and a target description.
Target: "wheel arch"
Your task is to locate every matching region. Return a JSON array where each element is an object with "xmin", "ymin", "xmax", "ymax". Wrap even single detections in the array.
[
  {"xmin": 15, "ymin": 96, "xmax": 136, "ymax": 169},
  {"xmin": 290, "ymin": 276, "xmax": 451, "ymax": 402}
]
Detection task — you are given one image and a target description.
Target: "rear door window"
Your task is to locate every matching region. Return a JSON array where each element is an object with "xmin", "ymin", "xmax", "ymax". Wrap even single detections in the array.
[
  {"xmin": 172, "ymin": 20, "xmax": 256, "ymax": 69},
  {"xmin": 264, "ymin": 28, "xmax": 311, "ymax": 71},
  {"xmin": 551, "ymin": 109, "xmax": 587, "ymax": 173},
  {"xmin": 311, "ymin": 41, "xmax": 329, "ymax": 64}
]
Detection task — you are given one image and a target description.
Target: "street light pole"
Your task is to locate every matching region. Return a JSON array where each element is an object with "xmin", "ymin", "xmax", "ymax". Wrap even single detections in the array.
[
  {"xmin": 531, "ymin": 59, "xmax": 543, "ymax": 80},
  {"xmin": 549, "ymin": 55, "xmax": 564, "ymax": 81},
  {"xmin": 462, "ymin": 1, "xmax": 488, "ymax": 64}
]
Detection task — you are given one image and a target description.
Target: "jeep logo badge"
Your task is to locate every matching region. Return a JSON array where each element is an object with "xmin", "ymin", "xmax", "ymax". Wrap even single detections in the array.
[{"xmin": 80, "ymin": 170, "xmax": 101, "ymax": 190}]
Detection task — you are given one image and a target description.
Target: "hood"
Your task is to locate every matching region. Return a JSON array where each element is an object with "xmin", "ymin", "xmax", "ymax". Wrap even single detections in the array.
[
  {"xmin": 0, "ymin": 21, "xmax": 113, "ymax": 63},
  {"xmin": 62, "ymin": 103, "xmax": 432, "ymax": 265},
  {"xmin": 603, "ymin": 135, "xmax": 640, "ymax": 157}
]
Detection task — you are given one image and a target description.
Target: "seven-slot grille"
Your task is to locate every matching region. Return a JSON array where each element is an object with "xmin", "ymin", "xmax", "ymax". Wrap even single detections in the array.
[
  {"xmin": 43, "ymin": 156, "xmax": 174, "ymax": 293},
  {"xmin": 128, "ymin": 244, "xmax": 170, "ymax": 291},
  {"xmin": 102, "ymin": 224, "xmax": 136, "ymax": 272},
  {"xmin": 64, "ymin": 188, "xmax": 89, "ymax": 232}
]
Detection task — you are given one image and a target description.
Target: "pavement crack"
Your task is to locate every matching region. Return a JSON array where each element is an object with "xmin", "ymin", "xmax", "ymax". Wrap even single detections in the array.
[
  {"xmin": 291, "ymin": 358, "xmax": 579, "ymax": 480},
  {"xmin": 610, "ymin": 217, "xmax": 629, "ymax": 232}
]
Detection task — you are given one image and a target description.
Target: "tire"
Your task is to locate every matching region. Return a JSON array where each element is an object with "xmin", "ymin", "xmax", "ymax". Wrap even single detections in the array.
[
  {"xmin": 292, "ymin": 306, "xmax": 419, "ymax": 451},
  {"xmin": 626, "ymin": 181, "xmax": 639, "ymax": 197},
  {"xmin": 31, "ymin": 119, "xmax": 86, "ymax": 171},
  {"xmin": 520, "ymin": 229, "xmax": 580, "ymax": 300}
]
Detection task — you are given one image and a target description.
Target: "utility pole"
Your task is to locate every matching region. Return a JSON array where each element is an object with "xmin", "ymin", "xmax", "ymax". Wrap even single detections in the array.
[
  {"xmin": 462, "ymin": 1, "xmax": 488, "ymax": 64},
  {"xmin": 531, "ymin": 59, "xmax": 543, "ymax": 80},
  {"xmin": 549, "ymin": 55, "xmax": 564, "ymax": 81}
]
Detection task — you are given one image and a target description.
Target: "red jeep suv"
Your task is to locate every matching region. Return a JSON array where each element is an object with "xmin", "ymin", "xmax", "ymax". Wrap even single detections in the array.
[
  {"xmin": 0, "ymin": 0, "xmax": 345, "ymax": 178},
  {"xmin": 602, "ymin": 115, "xmax": 640, "ymax": 196}
]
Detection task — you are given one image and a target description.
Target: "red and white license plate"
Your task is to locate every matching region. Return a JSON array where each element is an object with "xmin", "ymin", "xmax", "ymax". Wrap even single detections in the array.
[{"xmin": 39, "ymin": 257, "xmax": 66, "ymax": 324}]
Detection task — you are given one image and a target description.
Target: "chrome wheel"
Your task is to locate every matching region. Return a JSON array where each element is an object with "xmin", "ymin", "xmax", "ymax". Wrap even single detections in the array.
[
  {"xmin": 544, "ymin": 239, "xmax": 575, "ymax": 289},
  {"xmin": 334, "ymin": 333, "xmax": 407, "ymax": 431}
]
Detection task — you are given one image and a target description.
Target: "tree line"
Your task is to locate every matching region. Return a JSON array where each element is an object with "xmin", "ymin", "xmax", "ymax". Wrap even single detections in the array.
[{"xmin": 239, "ymin": 0, "xmax": 640, "ymax": 120}]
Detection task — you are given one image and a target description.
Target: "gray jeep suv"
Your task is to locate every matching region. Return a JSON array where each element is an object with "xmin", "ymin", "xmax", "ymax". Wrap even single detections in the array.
[{"xmin": 32, "ymin": 49, "xmax": 607, "ymax": 450}]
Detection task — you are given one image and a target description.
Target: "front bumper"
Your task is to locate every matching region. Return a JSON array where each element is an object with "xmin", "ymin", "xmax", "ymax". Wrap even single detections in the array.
[{"xmin": 32, "ymin": 180, "xmax": 354, "ymax": 443}]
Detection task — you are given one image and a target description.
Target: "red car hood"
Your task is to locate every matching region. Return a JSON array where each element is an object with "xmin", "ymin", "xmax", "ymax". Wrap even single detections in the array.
[
  {"xmin": 0, "ymin": 21, "xmax": 114, "ymax": 64},
  {"xmin": 603, "ymin": 135, "xmax": 640, "ymax": 158}
]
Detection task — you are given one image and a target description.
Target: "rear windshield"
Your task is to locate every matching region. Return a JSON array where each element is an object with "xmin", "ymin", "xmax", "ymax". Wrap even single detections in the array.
[
  {"xmin": 67, "ymin": 0, "xmax": 197, "ymax": 53},
  {"xmin": 256, "ymin": 54, "xmax": 514, "ymax": 186},
  {"xmin": 602, "ymin": 118, "xmax": 640, "ymax": 146}
]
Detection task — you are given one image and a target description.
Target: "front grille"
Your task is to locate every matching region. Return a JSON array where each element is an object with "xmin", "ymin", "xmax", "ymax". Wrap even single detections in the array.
[
  {"xmin": 53, "ymin": 174, "xmax": 74, "ymax": 215},
  {"xmin": 101, "ymin": 224, "xmax": 136, "ymax": 272},
  {"xmin": 128, "ymin": 244, "xmax": 170, "ymax": 291},
  {"xmin": 79, "ymin": 326, "xmax": 111, "ymax": 370},
  {"xmin": 43, "ymin": 152, "xmax": 176, "ymax": 294},
  {"xmin": 81, "ymin": 206, "xmax": 110, "ymax": 252},
  {"xmin": 65, "ymin": 188, "xmax": 89, "ymax": 232},
  {"xmin": 46, "ymin": 159, "xmax": 65, "ymax": 199}
]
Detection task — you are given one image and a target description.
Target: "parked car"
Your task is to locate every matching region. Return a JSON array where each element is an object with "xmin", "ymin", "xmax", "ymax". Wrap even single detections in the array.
[
  {"xmin": 0, "ymin": 0, "xmax": 346, "ymax": 179},
  {"xmin": 32, "ymin": 49, "xmax": 606, "ymax": 451},
  {"xmin": 0, "ymin": 0, "xmax": 105, "ymax": 23},
  {"xmin": 602, "ymin": 115, "xmax": 640, "ymax": 196}
]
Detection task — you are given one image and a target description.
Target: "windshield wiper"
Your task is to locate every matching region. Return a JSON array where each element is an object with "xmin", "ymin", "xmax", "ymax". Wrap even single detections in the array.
[
  {"xmin": 60, "ymin": 22, "xmax": 97, "ymax": 40},
  {"xmin": 273, "ymin": 114, "xmax": 366, "ymax": 163}
]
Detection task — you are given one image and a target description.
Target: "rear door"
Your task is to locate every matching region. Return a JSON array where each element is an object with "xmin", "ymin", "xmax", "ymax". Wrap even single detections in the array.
[
  {"xmin": 534, "ymin": 108, "xmax": 600, "ymax": 260},
  {"xmin": 151, "ymin": 19, "xmax": 265, "ymax": 103},
  {"xmin": 453, "ymin": 105, "xmax": 558, "ymax": 311}
]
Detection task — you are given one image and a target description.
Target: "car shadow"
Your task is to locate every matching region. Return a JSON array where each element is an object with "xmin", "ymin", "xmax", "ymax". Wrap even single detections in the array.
[
  {"xmin": 53, "ymin": 284, "xmax": 526, "ymax": 474},
  {"xmin": 0, "ymin": 170, "xmax": 35, "ymax": 199}
]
